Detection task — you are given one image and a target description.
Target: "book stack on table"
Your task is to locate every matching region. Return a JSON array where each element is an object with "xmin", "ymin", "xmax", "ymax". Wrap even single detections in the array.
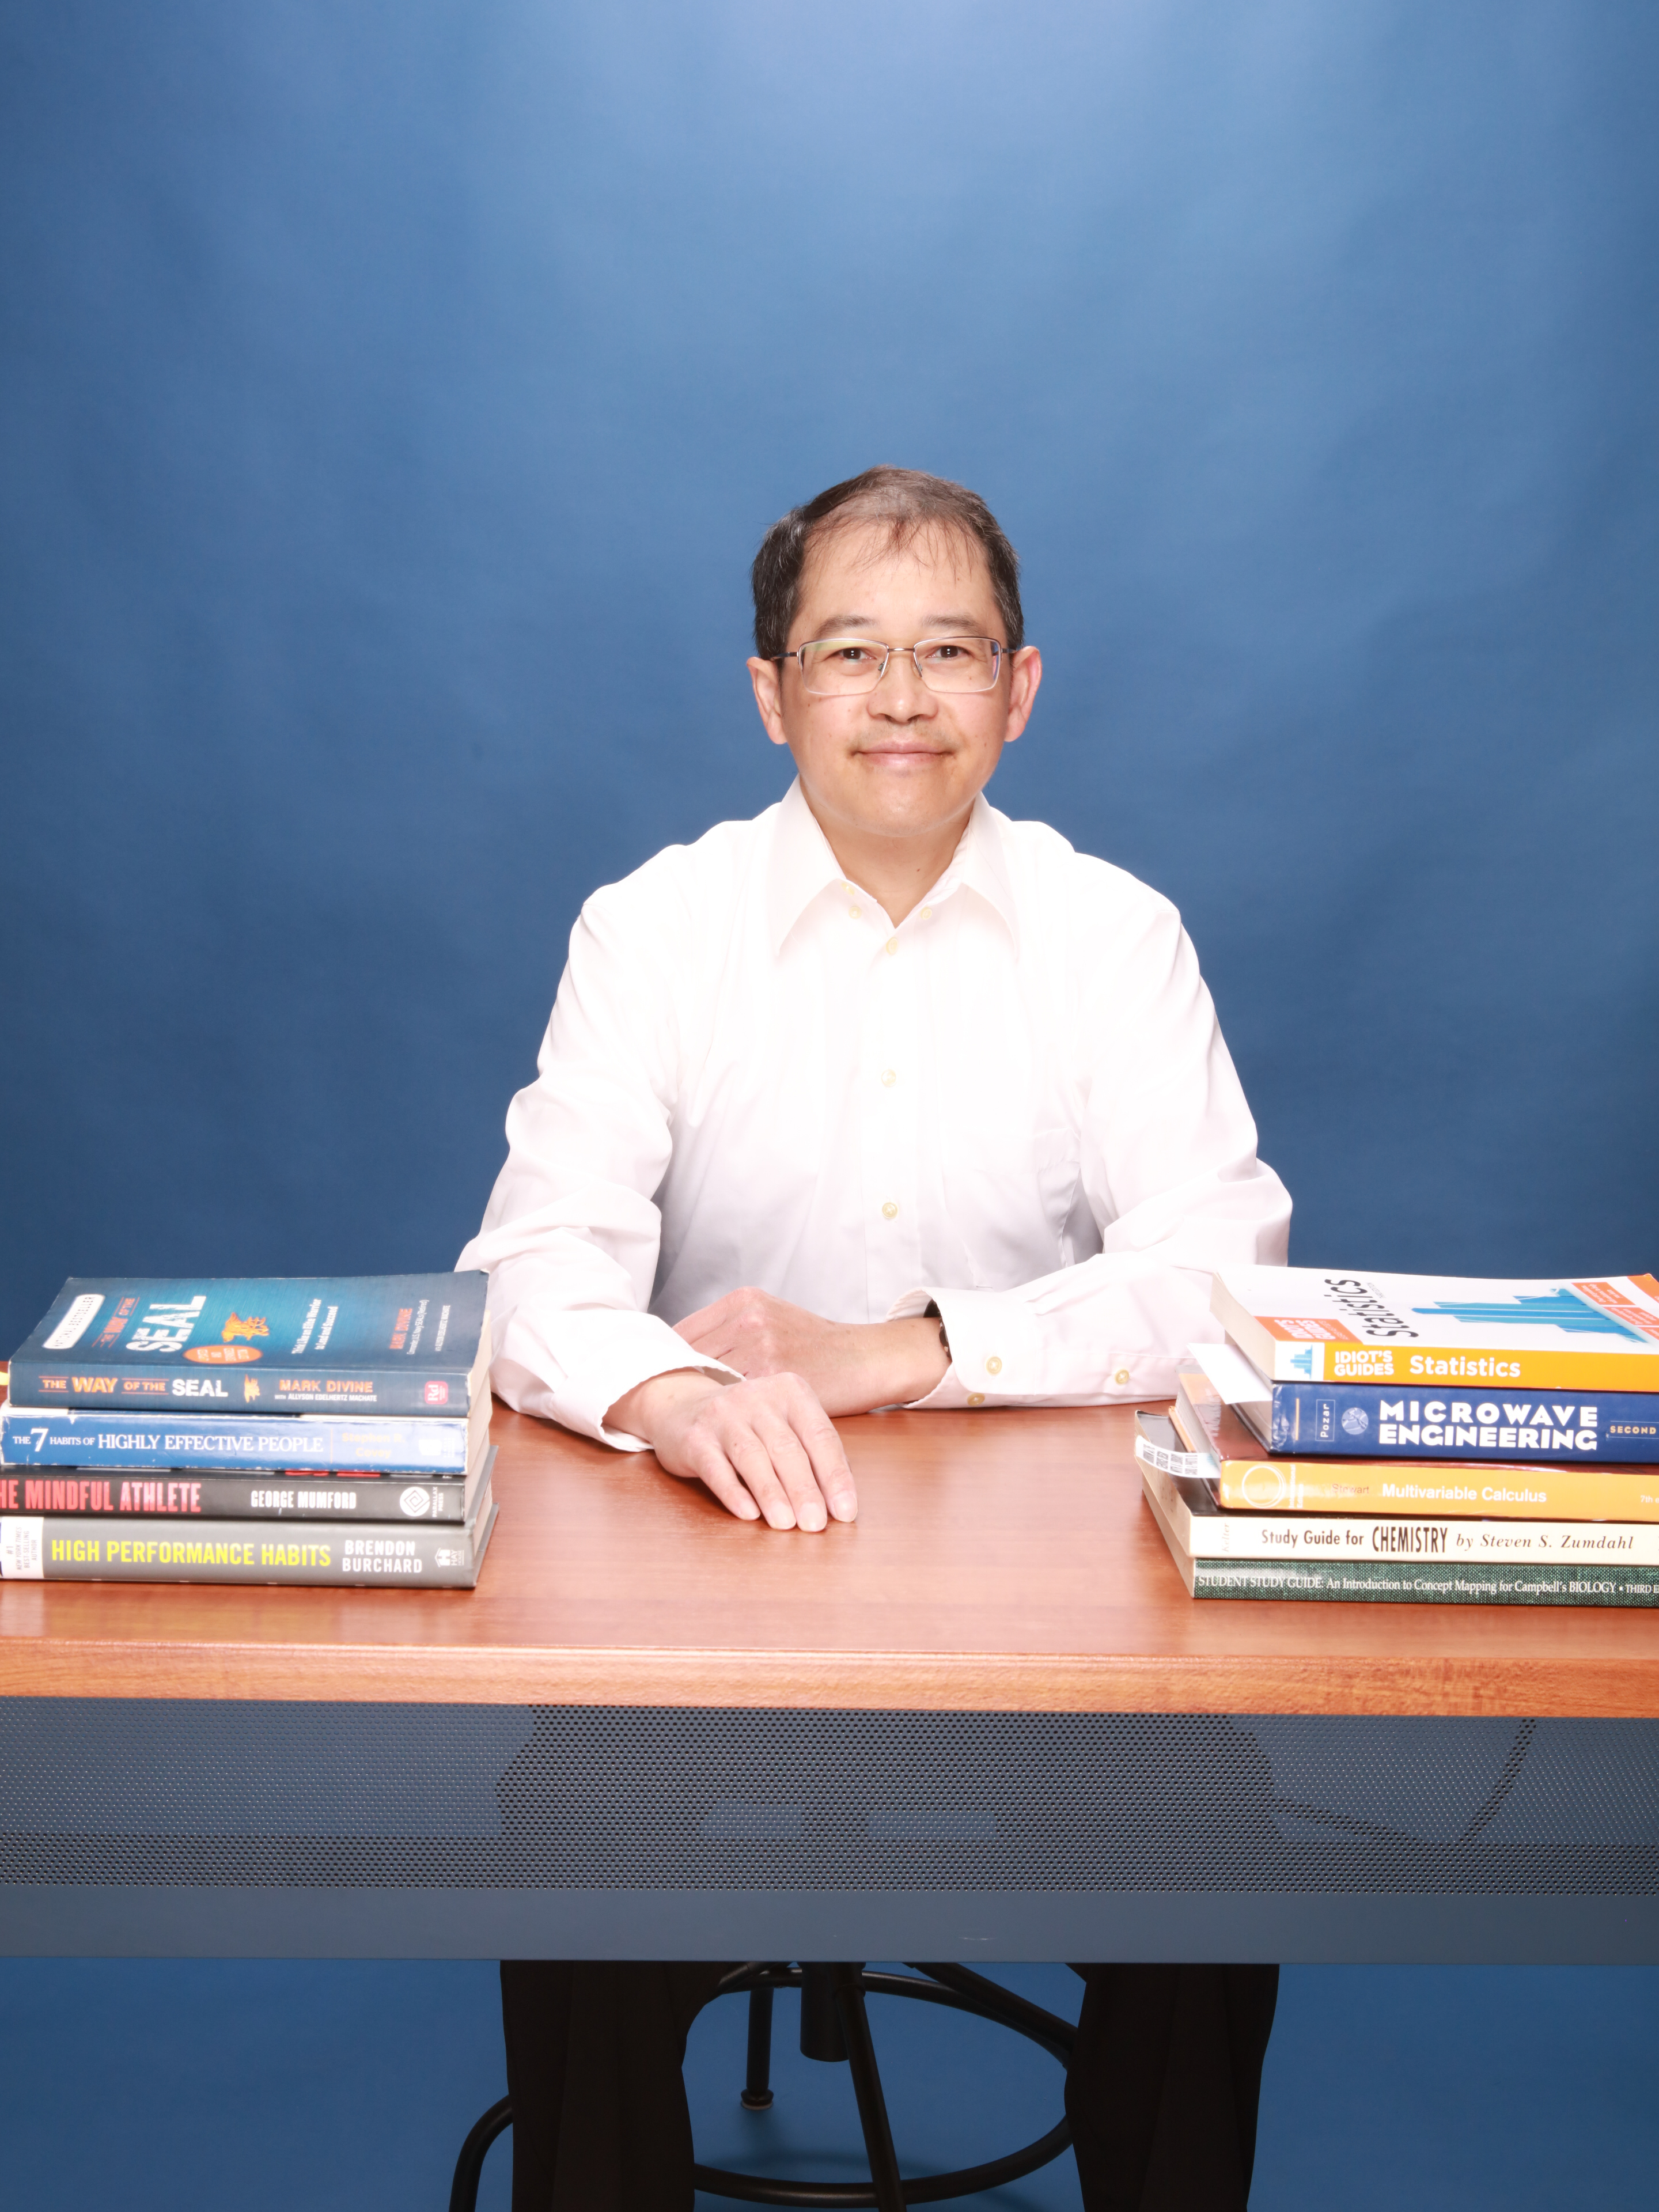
[
  {"xmin": 0, "ymin": 1274, "xmax": 497, "ymax": 1588},
  {"xmin": 1138, "ymin": 1266, "xmax": 1659, "ymax": 1607}
]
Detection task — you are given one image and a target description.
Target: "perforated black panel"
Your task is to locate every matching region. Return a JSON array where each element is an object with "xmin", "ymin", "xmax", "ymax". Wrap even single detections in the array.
[{"xmin": 1, "ymin": 1702, "xmax": 1656, "ymax": 1895}]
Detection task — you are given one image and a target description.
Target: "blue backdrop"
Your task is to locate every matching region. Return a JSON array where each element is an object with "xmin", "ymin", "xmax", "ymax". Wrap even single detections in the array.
[
  {"xmin": 4, "ymin": 0, "xmax": 1656, "ymax": 1350},
  {"xmin": 3, "ymin": 7, "xmax": 1659, "ymax": 2208}
]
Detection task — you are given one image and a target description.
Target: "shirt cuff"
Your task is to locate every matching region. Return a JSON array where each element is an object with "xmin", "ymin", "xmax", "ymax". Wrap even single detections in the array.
[
  {"xmin": 885, "ymin": 1285, "xmax": 1176, "ymax": 1408},
  {"xmin": 885, "ymin": 1286, "xmax": 1042, "ymax": 1408},
  {"xmin": 490, "ymin": 1302, "xmax": 739, "ymax": 1450}
]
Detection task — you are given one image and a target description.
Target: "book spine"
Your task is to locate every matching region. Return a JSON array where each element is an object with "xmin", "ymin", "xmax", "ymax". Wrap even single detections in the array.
[
  {"xmin": 7, "ymin": 1357, "xmax": 475, "ymax": 1418},
  {"xmin": 1188, "ymin": 1558, "xmax": 1659, "ymax": 1606},
  {"xmin": 0, "ymin": 1471, "xmax": 467, "ymax": 1522},
  {"xmin": 1263, "ymin": 1381, "xmax": 1659, "ymax": 1463},
  {"xmin": 0, "ymin": 1408, "xmax": 471, "ymax": 1473},
  {"xmin": 0, "ymin": 1505, "xmax": 493, "ymax": 1586},
  {"xmin": 1256, "ymin": 1340, "xmax": 1659, "ymax": 1391},
  {"xmin": 1212, "ymin": 1457, "xmax": 1659, "ymax": 1522},
  {"xmin": 1143, "ymin": 1464, "xmax": 1659, "ymax": 1565},
  {"xmin": 1138, "ymin": 1422, "xmax": 1659, "ymax": 1539}
]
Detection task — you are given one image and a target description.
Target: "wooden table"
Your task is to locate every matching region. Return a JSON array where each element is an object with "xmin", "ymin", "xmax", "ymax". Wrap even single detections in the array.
[{"xmin": 3, "ymin": 1406, "xmax": 1657, "ymax": 1961}]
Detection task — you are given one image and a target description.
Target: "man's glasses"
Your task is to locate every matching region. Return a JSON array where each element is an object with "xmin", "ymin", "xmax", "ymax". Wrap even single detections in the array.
[{"xmin": 775, "ymin": 637, "xmax": 1006, "ymax": 696}]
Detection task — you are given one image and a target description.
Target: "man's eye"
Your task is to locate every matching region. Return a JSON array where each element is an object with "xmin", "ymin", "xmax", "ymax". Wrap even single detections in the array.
[
  {"xmin": 925, "ymin": 645, "xmax": 966, "ymax": 661},
  {"xmin": 834, "ymin": 646, "xmax": 874, "ymax": 664}
]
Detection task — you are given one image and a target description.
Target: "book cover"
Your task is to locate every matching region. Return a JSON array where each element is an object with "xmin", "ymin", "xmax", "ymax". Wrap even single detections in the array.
[
  {"xmin": 0, "ymin": 1485, "xmax": 497, "ymax": 1588},
  {"xmin": 1165, "ymin": 1369, "xmax": 1659, "ymax": 1520},
  {"xmin": 1137, "ymin": 1418, "xmax": 1659, "ymax": 1563},
  {"xmin": 1139, "ymin": 1465, "xmax": 1659, "ymax": 1608},
  {"xmin": 0, "ymin": 1446, "xmax": 494, "ymax": 1525},
  {"xmin": 1210, "ymin": 1266, "xmax": 1659, "ymax": 1390},
  {"xmin": 1188, "ymin": 1337, "xmax": 1659, "ymax": 1463},
  {"xmin": 0, "ymin": 1396, "xmax": 487, "ymax": 1475},
  {"xmin": 7, "ymin": 1274, "xmax": 490, "ymax": 1416}
]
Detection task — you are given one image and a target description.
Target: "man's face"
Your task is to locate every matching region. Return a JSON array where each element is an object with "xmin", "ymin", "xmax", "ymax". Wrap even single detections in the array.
[{"xmin": 748, "ymin": 522, "xmax": 1041, "ymax": 850}]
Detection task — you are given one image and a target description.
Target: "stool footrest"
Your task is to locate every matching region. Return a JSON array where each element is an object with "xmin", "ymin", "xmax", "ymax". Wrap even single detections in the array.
[{"xmin": 448, "ymin": 1964, "xmax": 1077, "ymax": 2212}]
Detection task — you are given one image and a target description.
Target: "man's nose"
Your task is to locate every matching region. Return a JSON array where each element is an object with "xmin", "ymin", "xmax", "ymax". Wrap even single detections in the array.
[{"xmin": 871, "ymin": 650, "xmax": 933, "ymax": 711}]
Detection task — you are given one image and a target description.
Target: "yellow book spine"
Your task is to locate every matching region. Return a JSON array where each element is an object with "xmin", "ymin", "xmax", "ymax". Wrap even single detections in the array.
[
  {"xmin": 1264, "ymin": 1344, "xmax": 1659, "ymax": 1389},
  {"xmin": 1215, "ymin": 1459, "xmax": 1659, "ymax": 1520}
]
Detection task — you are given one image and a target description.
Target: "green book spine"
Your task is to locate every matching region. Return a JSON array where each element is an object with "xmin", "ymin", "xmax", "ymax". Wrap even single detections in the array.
[{"xmin": 1189, "ymin": 1555, "xmax": 1659, "ymax": 1606}]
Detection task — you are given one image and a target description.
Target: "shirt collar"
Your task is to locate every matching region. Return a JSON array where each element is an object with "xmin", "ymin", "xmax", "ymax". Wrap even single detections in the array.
[{"xmin": 765, "ymin": 778, "xmax": 1021, "ymax": 957}]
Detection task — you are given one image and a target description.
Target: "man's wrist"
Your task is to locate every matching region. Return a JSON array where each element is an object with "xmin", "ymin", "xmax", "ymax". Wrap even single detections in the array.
[
  {"xmin": 873, "ymin": 1314, "xmax": 951, "ymax": 1407},
  {"xmin": 605, "ymin": 1367, "xmax": 728, "ymax": 1446}
]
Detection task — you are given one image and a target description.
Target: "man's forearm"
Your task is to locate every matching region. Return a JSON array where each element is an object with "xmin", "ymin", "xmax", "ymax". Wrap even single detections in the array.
[
  {"xmin": 670, "ymin": 1295, "xmax": 950, "ymax": 1417},
  {"xmin": 853, "ymin": 1314, "xmax": 953, "ymax": 1412}
]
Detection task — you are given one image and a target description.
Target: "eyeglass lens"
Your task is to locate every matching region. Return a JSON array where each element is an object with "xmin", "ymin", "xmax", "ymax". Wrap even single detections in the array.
[{"xmin": 796, "ymin": 638, "xmax": 1002, "ymax": 695}]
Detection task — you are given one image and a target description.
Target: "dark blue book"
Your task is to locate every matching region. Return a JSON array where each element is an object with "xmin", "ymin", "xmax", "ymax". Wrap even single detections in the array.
[
  {"xmin": 7, "ymin": 1274, "xmax": 489, "ymax": 1419},
  {"xmin": 1222, "ymin": 1342, "xmax": 1659, "ymax": 1463}
]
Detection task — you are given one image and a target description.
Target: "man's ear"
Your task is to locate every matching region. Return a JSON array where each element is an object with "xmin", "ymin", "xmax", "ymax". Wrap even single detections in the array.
[
  {"xmin": 747, "ymin": 656, "xmax": 790, "ymax": 747},
  {"xmin": 1001, "ymin": 646, "xmax": 1043, "ymax": 744}
]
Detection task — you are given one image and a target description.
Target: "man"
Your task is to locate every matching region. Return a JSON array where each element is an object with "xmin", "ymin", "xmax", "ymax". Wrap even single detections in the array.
[{"xmin": 459, "ymin": 467, "xmax": 1291, "ymax": 2210}]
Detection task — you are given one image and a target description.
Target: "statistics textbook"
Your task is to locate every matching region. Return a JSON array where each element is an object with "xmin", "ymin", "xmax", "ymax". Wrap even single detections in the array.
[
  {"xmin": 1211, "ymin": 1267, "xmax": 1659, "ymax": 1392},
  {"xmin": 7, "ymin": 1274, "xmax": 489, "ymax": 1417}
]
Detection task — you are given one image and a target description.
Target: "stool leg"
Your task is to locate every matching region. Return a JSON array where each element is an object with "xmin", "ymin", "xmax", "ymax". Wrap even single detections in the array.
[
  {"xmin": 448, "ymin": 2095, "xmax": 512, "ymax": 2212},
  {"xmin": 741, "ymin": 1982, "xmax": 775, "ymax": 2109},
  {"xmin": 800, "ymin": 1961, "xmax": 848, "ymax": 2062},
  {"xmin": 833, "ymin": 1967, "xmax": 905, "ymax": 2212}
]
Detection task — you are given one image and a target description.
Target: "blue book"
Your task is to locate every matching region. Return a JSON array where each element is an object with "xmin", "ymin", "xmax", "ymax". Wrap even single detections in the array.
[
  {"xmin": 7, "ymin": 1274, "xmax": 488, "ymax": 1419},
  {"xmin": 0, "ymin": 1400, "xmax": 484, "ymax": 1475},
  {"xmin": 1213, "ymin": 1341, "xmax": 1659, "ymax": 1463}
]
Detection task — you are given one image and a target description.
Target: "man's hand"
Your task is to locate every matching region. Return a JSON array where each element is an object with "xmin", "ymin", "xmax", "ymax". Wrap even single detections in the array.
[
  {"xmin": 673, "ymin": 1289, "xmax": 950, "ymax": 1416},
  {"xmin": 604, "ymin": 1368, "xmax": 857, "ymax": 1531}
]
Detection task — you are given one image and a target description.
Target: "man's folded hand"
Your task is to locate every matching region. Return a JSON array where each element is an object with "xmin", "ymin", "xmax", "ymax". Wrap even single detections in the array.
[{"xmin": 673, "ymin": 1287, "xmax": 949, "ymax": 1415}]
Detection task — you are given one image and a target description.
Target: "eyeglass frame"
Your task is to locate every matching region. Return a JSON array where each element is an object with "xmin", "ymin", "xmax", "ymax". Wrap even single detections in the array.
[{"xmin": 771, "ymin": 634, "xmax": 1009, "ymax": 696}]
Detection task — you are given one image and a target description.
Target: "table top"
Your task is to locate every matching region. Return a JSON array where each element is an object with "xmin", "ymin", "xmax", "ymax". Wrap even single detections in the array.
[{"xmin": 3, "ymin": 1404, "xmax": 1658, "ymax": 1715}]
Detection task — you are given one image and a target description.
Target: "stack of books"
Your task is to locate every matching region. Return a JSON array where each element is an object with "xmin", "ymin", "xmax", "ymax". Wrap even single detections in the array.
[
  {"xmin": 0, "ymin": 1274, "xmax": 497, "ymax": 1588},
  {"xmin": 1138, "ymin": 1266, "xmax": 1659, "ymax": 1607}
]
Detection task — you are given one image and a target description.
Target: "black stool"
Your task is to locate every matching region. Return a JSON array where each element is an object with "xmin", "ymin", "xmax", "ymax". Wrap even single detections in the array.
[{"xmin": 449, "ymin": 1959, "xmax": 1075, "ymax": 2212}]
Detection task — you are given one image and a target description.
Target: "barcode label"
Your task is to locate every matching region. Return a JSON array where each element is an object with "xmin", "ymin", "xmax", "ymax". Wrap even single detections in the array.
[{"xmin": 43, "ymin": 1293, "xmax": 104, "ymax": 1351}]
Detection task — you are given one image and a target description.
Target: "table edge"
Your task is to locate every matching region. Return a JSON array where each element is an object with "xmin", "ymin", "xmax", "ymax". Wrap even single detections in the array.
[{"xmin": 5, "ymin": 1638, "xmax": 1659, "ymax": 1715}]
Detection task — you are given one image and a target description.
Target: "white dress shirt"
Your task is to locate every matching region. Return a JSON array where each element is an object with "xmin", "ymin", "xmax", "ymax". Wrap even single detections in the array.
[{"xmin": 458, "ymin": 779, "xmax": 1290, "ymax": 1447}]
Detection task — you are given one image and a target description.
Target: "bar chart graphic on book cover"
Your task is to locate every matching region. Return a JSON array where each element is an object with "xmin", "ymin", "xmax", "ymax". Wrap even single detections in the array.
[{"xmin": 1211, "ymin": 1268, "xmax": 1659, "ymax": 1389}]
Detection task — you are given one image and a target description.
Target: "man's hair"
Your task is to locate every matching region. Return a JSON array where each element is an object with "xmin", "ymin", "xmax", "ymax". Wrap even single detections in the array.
[{"xmin": 751, "ymin": 465, "xmax": 1024, "ymax": 661}]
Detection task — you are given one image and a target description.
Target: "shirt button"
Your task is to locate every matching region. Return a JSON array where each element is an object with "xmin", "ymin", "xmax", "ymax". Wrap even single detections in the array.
[
  {"xmin": 849, "ymin": 906, "xmax": 861, "ymax": 920},
  {"xmin": 881, "ymin": 1069, "xmax": 897, "ymax": 1086},
  {"xmin": 881, "ymin": 1200, "xmax": 899, "ymax": 1219},
  {"xmin": 919, "ymin": 906, "xmax": 931, "ymax": 920},
  {"xmin": 967, "ymin": 1392, "xmax": 986, "ymax": 1407},
  {"xmin": 1113, "ymin": 1367, "xmax": 1131, "ymax": 1385},
  {"xmin": 985, "ymin": 1355, "xmax": 1002, "ymax": 1376},
  {"xmin": 885, "ymin": 936, "xmax": 898, "ymax": 955},
  {"xmin": 842, "ymin": 882, "xmax": 857, "ymax": 895}
]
